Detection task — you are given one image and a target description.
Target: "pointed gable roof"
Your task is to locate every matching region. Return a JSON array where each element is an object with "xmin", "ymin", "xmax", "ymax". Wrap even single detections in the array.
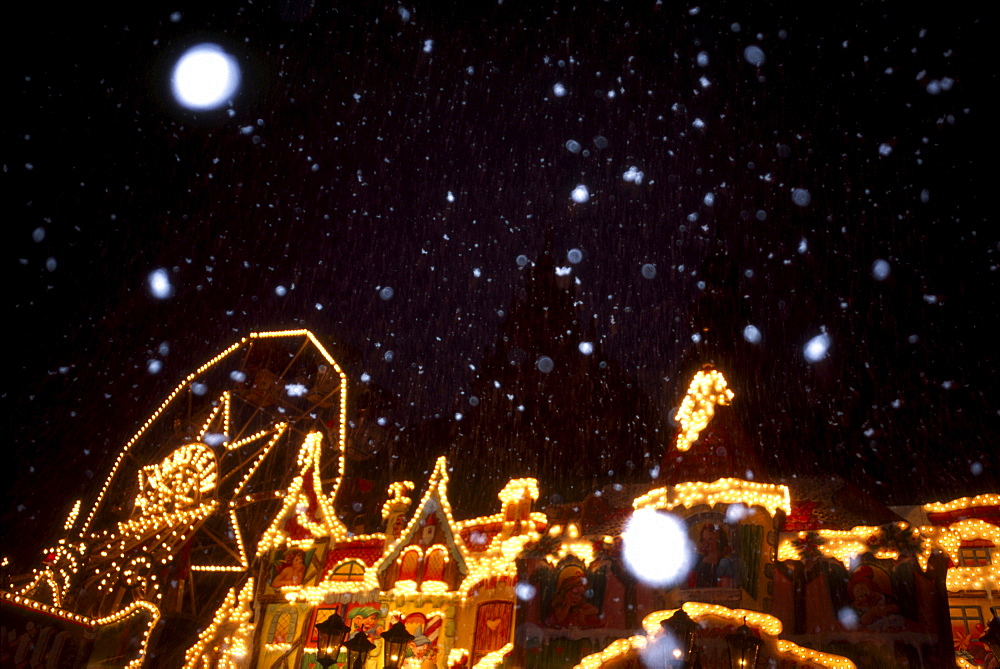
[
  {"xmin": 256, "ymin": 431, "xmax": 344, "ymax": 555},
  {"xmin": 374, "ymin": 456, "xmax": 470, "ymax": 579}
]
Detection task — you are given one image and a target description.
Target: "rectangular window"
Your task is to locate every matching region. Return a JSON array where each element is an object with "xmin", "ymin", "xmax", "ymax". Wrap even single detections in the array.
[
  {"xmin": 958, "ymin": 546, "xmax": 993, "ymax": 567},
  {"xmin": 951, "ymin": 606, "xmax": 984, "ymax": 635}
]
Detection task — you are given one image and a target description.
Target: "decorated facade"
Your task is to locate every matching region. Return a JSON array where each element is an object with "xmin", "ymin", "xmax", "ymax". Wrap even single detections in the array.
[{"xmin": 2, "ymin": 330, "xmax": 998, "ymax": 669}]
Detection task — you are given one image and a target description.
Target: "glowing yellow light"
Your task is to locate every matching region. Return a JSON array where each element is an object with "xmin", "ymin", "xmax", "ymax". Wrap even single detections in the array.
[
  {"xmin": 635, "ymin": 478, "xmax": 791, "ymax": 518},
  {"xmin": 383, "ymin": 481, "xmax": 416, "ymax": 519},
  {"xmin": 574, "ymin": 637, "xmax": 648, "ymax": 669},
  {"xmin": 448, "ymin": 648, "xmax": 470, "ymax": 669},
  {"xmin": 256, "ymin": 431, "xmax": 343, "ymax": 556},
  {"xmin": 924, "ymin": 494, "xmax": 1000, "ymax": 514},
  {"xmin": 472, "ymin": 643, "xmax": 513, "ymax": 669},
  {"xmin": 674, "ymin": 368, "xmax": 734, "ymax": 451},
  {"xmin": 182, "ymin": 578, "xmax": 255, "ymax": 669},
  {"xmin": 63, "ymin": 500, "xmax": 82, "ymax": 532},
  {"xmin": 635, "ymin": 605, "xmax": 854, "ymax": 669},
  {"xmin": 368, "ymin": 456, "xmax": 471, "ymax": 595}
]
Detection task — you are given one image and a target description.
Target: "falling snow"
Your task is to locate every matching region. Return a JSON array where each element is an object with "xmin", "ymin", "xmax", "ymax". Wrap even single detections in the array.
[{"xmin": 5, "ymin": 0, "xmax": 996, "ymax": 592}]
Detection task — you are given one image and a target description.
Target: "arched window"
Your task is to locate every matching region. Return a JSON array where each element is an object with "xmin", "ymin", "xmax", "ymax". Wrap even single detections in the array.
[
  {"xmin": 398, "ymin": 547, "xmax": 422, "ymax": 582},
  {"xmin": 423, "ymin": 546, "xmax": 447, "ymax": 582},
  {"xmin": 330, "ymin": 559, "xmax": 367, "ymax": 581},
  {"xmin": 268, "ymin": 606, "xmax": 299, "ymax": 644}
]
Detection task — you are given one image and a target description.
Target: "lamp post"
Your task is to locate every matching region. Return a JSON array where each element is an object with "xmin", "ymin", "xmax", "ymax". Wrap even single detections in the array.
[
  {"xmin": 344, "ymin": 631, "xmax": 377, "ymax": 669},
  {"xmin": 314, "ymin": 614, "xmax": 351, "ymax": 669},
  {"xmin": 381, "ymin": 621, "xmax": 416, "ymax": 669},
  {"xmin": 726, "ymin": 619, "xmax": 763, "ymax": 669},
  {"xmin": 660, "ymin": 608, "xmax": 698, "ymax": 668}
]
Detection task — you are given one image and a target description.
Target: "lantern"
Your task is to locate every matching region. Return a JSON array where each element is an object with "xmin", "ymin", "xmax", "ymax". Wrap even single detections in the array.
[
  {"xmin": 660, "ymin": 608, "xmax": 698, "ymax": 667},
  {"xmin": 315, "ymin": 614, "xmax": 351, "ymax": 669},
  {"xmin": 726, "ymin": 620, "xmax": 762, "ymax": 669},
  {"xmin": 381, "ymin": 621, "xmax": 415, "ymax": 669},
  {"xmin": 344, "ymin": 631, "xmax": 377, "ymax": 669}
]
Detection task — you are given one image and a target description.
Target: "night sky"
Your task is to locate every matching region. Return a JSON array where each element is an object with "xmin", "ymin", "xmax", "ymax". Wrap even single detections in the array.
[{"xmin": 3, "ymin": 2, "xmax": 996, "ymax": 569}]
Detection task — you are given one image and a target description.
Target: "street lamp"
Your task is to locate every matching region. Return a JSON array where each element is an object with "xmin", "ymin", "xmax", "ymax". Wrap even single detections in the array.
[
  {"xmin": 314, "ymin": 614, "xmax": 351, "ymax": 669},
  {"xmin": 344, "ymin": 631, "xmax": 377, "ymax": 669},
  {"xmin": 381, "ymin": 621, "xmax": 416, "ymax": 669},
  {"xmin": 726, "ymin": 619, "xmax": 762, "ymax": 669},
  {"xmin": 660, "ymin": 608, "xmax": 698, "ymax": 668}
]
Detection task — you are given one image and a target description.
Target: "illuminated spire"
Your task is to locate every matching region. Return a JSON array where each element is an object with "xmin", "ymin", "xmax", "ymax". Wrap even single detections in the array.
[{"xmin": 674, "ymin": 367, "xmax": 734, "ymax": 452}]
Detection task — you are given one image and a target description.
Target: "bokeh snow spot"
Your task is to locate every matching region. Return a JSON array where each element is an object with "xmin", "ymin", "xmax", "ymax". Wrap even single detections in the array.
[
  {"xmin": 804, "ymin": 333, "xmax": 831, "ymax": 362},
  {"xmin": 839, "ymin": 607, "xmax": 859, "ymax": 630},
  {"xmin": 743, "ymin": 45, "xmax": 766, "ymax": 66},
  {"xmin": 285, "ymin": 383, "xmax": 308, "ymax": 397},
  {"xmin": 791, "ymin": 188, "xmax": 812, "ymax": 207},
  {"xmin": 743, "ymin": 325, "xmax": 762, "ymax": 344},
  {"xmin": 623, "ymin": 166, "xmax": 645, "ymax": 184},
  {"xmin": 623, "ymin": 509, "xmax": 693, "ymax": 587},
  {"xmin": 149, "ymin": 269, "xmax": 173, "ymax": 299},
  {"xmin": 171, "ymin": 43, "xmax": 241, "ymax": 110},
  {"xmin": 872, "ymin": 259, "xmax": 891, "ymax": 280}
]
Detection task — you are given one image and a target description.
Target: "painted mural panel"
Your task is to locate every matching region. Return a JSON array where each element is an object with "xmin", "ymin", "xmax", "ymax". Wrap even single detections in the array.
[
  {"xmin": 266, "ymin": 545, "xmax": 322, "ymax": 594},
  {"xmin": 295, "ymin": 601, "xmax": 386, "ymax": 669},
  {"xmin": 392, "ymin": 609, "xmax": 445, "ymax": 669},
  {"xmin": 346, "ymin": 602, "xmax": 387, "ymax": 641},
  {"xmin": 516, "ymin": 555, "xmax": 631, "ymax": 669},
  {"xmin": 678, "ymin": 511, "xmax": 763, "ymax": 607},
  {"xmin": 543, "ymin": 564, "xmax": 602, "ymax": 630},
  {"xmin": 0, "ymin": 599, "xmax": 93, "ymax": 669},
  {"xmin": 773, "ymin": 550, "xmax": 952, "ymax": 669}
]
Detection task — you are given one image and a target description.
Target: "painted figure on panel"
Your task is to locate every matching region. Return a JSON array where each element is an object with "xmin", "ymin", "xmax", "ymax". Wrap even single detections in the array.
[
  {"xmin": 347, "ymin": 604, "xmax": 384, "ymax": 640},
  {"xmin": 543, "ymin": 565, "xmax": 601, "ymax": 629},
  {"xmin": 419, "ymin": 513, "xmax": 440, "ymax": 547},
  {"xmin": 409, "ymin": 635, "xmax": 436, "ymax": 669},
  {"xmin": 399, "ymin": 612, "xmax": 425, "ymax": 639},
  {"xmin": 398, "ymin": 612, "xmax": 442, "ymax": 666},
  {"xmin": 690, "ymin": 523, "xmax": 734, "ymax": 588},
  {"xmin": 848, "ymin": 565, "xmax": 904, "ymax": 630},
  {"xmin": 272, "ymin": 548, "xmax": 308, "ymax": 588}
]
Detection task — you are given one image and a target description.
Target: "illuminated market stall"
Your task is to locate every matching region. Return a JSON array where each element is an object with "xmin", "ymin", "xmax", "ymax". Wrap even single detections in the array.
[{"xmin": 2, "ymin": 330, "xmax": 997, "ymax": 669}]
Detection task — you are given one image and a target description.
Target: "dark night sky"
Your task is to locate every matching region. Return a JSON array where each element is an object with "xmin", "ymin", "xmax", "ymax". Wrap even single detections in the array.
[{"xmin": 3, "ymin": 1, "xmax": 996, "ymax": 568}]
